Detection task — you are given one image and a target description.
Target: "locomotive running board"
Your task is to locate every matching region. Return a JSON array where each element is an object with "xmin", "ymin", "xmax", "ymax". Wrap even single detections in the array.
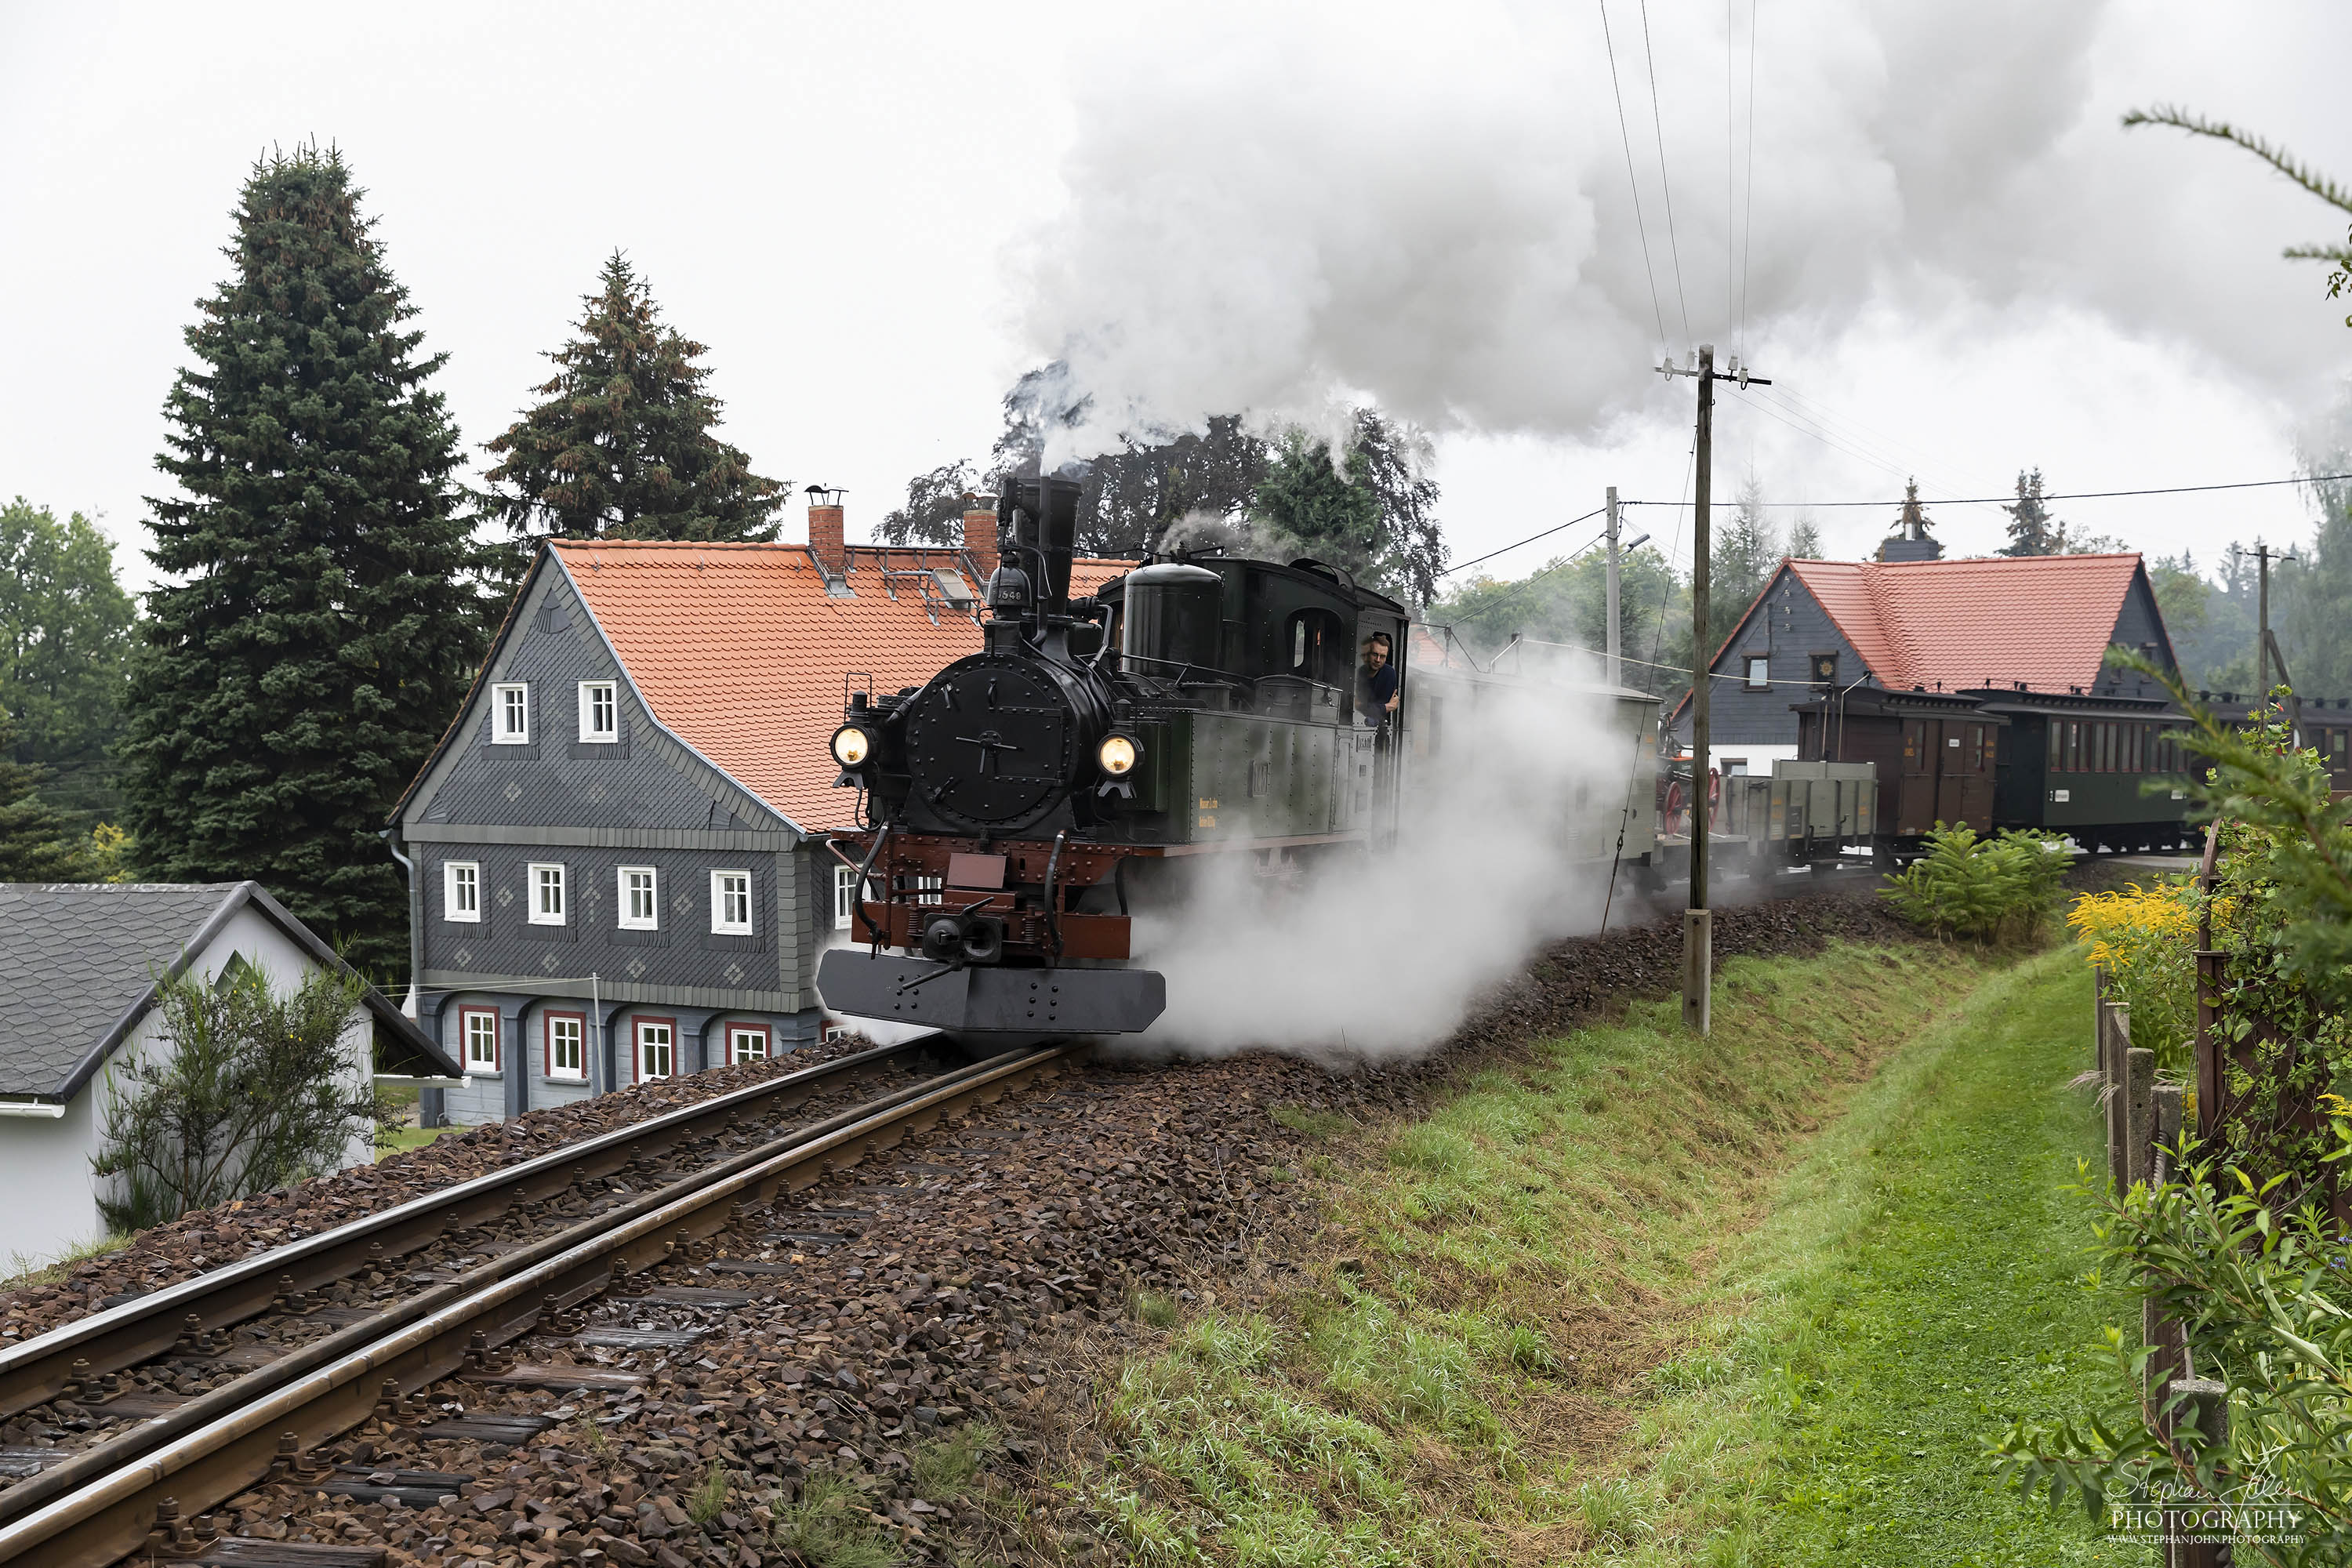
[{"xmin": 817, "ymin": 949, "xmax": 1167, "ymax": 1038}]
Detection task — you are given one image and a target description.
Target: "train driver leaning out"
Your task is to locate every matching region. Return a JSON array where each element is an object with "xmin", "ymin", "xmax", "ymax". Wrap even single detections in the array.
[{"xmin": 1359, "ymin": 632, "xmax": 1400, "ymax": 728}]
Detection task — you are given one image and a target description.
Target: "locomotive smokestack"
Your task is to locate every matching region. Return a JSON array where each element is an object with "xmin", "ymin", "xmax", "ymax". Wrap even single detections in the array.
[
  {"xmin": 962, "ymin": 495, "xmax": 1000, "ymax": 584},
  {"xmin": 1008, "ymin": 474, "xmax": 1080, "ymax": 618}
]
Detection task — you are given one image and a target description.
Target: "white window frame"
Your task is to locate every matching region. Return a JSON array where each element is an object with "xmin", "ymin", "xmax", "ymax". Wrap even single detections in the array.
[
  {"xmin": 1744, "ymin": 655, "xmax": 1770, "ymax": 690},
  {"xmin": 546, "ymin": 1011, "xmax": 586, "ymax": 1082},
  {"xmin": 578, "ymin": 681, "xmax": 619, "ymax": 743},
  {"xmin": 833, "ymin": 863, "xmax": 858, "ymax": 931},
  {"xmin": 636, "ymin": 1018, "xmax": 676, "ymax": 1083},
  {"xmin": 727, "ymin": 1024, "xmax": 769, "ymax": 1064},
  {"xmin": 443, "ymin": 861, "xmax": 481, "ymax": 923},
  {"xmin": 618, "ymin": 865, "xmax": 659, "ymax": 930},
  {"xmin": 528, "ymin": 862, "xmax": 567, "ymax": 925},
  {"xmin": 492, "ymin": 682, "xmax": 530, "ymax": 744},
  {"xmin": 460, "ymin": 1007, "xmax": 499, "ymax": 1076},
  {"xmin": 711, "ymin": 869, "xmax": 753, "ymax": 935}
]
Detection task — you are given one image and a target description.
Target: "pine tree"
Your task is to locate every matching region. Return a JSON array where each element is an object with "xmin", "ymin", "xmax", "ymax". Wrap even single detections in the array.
[
  {"xmin": 0, "ymin": 711, "xmax": 85, "ymax": 881},
  {"xmin": 119, "ymin": 146, "xmax": 483, "ymax": 975},
  {"xmin": 1786, "ymin": 511, "xmax": 1824, "ymax": 560},
  {"xmin": 483, "ymin": 252, "xmax": 784, "ymax": 573},
  {"xmin": 1998, "ymin": 468, "xmax": 2064, "ymax": 555},
  {"xmin": 1710, "ymin": 475, "xmax": 1781, "ymax": 648}
]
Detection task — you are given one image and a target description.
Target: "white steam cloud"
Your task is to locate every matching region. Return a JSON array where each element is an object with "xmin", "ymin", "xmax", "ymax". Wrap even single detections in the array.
[
  {"xmin": 1021, "ymin": 0, "xmax": 2352, "ymax": 460},
  {"xmin": 1121, "ymin": 666, "xmax": 1650, "ymax": 1061}
]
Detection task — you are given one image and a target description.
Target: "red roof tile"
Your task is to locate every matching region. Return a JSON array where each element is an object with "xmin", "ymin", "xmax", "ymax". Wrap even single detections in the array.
[
  {"xmin": 1762, "ymin": 554, "xmax": 2153, "ymax": 694},
  {"xmin": 553, "ymin": 542, "xmax": 1132, "ymax": 833}
]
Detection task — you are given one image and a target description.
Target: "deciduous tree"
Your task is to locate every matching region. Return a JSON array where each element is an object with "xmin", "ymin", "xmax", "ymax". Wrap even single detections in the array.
[
  {"xmin": 0, "ymin": 499, "xmax": 136, "ymax": 821},
  {"xmin": 119, "ymin": 146, "xmax": 482, "ymax": 975}
]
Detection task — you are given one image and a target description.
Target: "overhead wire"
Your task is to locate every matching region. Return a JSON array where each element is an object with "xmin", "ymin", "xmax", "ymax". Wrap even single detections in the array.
[
  {"xmin": 1438, "ymin": 505, "xmax": 1609, "ymax": 578},
  {"xmin": 1620, "ymin": 471, "xmax": 2352, "ymax": 509},
  {"xmin": 1761, "ymin": 383, "xmax": 1984, "ymax": 495},
  {"xmin": 1638, "ymin": 0, "xmax": 1693, "ymax": 346},
  {"xmin": 1599, "ymin": 0, "xmax": 1671, "ymax": 353},
  {"xmin": 1738, "ymin": 0, "xmax": 1759, "ymax": 359}
]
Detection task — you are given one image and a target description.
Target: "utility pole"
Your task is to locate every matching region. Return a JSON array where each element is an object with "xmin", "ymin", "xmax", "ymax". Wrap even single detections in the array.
[
  {"xmin": 1661, "ymin": 343, "xmax": 1768, "ymax": 1035},
  {"xmin": 2234, "ymin": 542, "xmax": 2297, "ymax": 706},
  {"xmin": 1605, "ymin": 486, "xmax": 1622, "ymax": 688}
]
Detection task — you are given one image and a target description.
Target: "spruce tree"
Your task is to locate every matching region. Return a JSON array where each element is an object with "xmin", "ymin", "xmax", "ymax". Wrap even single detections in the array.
[
  {"xmin": 1250, "ymin": 411, "xmax": 1446, "ymax": 604},
  {"xmin": 1998, "ymin": 469, "xmax": 2063, "ymax": 556},
  {"xmin": 0, "ymin": 712, "xmax": 85, "ymax": 881},
  {"xmin": 483, "ymin": 252, "xmax": 784, "ymax": 573},
  {"xmin": 119, "ymin": 145, "xmax": 483, "ymax": 975}
]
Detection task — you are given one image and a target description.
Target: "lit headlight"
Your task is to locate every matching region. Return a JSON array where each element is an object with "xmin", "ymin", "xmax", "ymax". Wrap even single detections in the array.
[
  {"xmin": 1097, "ymin": 733, "xmax": 1139, "ymax": 776},
  {"xmin": 831, "ymin": 725, "xmax": 873, "ymax": 767}
]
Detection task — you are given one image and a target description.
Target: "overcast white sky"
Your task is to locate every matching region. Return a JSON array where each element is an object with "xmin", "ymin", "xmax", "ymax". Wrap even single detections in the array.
[{"xmin": 4, "ymin": 1, "xmax": 2350, "ymax": 597}]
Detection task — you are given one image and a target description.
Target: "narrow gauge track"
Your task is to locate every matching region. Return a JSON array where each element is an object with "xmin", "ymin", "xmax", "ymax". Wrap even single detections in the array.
[{"xmin": 0, "ymin": 1040, "xmax": 1081, "ymax": 1568}]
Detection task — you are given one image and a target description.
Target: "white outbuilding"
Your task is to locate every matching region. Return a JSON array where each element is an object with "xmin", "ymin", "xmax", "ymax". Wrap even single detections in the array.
[{"xmin": 0, "ymin": 881, "xmax": 459, "ymax": 1269}]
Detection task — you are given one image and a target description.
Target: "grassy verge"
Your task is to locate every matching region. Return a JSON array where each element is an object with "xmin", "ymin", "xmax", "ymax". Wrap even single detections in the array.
[{"xmin": 1047, "ymin": 941, "xmax": 2134, "ymax": 1565}]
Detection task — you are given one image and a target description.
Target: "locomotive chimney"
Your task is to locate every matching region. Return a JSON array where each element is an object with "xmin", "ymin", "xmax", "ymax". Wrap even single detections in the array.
[
  {"xmin": 1007, "ymin": 474, "xmax": 1080, "ymax": 618},
  {"xmin": 805, "ymin": 486, "xmax": 848, "ymax": 577},
  {"xmin": 962, "ymin": 495, "xmax": 1000, "ymax": 584}
]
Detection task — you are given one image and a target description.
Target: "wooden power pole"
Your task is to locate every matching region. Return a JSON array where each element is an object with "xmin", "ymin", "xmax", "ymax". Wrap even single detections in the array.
[{"xmin": 1661, "ymin": 343, "xmax": 1767, "ymax": 1035}]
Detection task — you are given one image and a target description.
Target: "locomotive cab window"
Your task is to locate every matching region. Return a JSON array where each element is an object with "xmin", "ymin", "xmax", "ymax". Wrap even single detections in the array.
[{"xmin": 1283, "ymin": 608, "xmax": 1349, "ymax": 690}]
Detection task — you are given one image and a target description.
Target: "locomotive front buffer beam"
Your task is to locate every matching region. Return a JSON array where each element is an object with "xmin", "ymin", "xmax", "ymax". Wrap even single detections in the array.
[{"xmin": 817, "ymin": 949, "xmax": 1168, "ymax": 1043}]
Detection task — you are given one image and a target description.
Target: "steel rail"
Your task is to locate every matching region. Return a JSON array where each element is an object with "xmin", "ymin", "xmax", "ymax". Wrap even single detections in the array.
[
  {"xmin": 0, "ymin": 1041, "xmax": 1080, "ymax": 1568},
  {"xmin": 0, "ymin": 1036, "xmax": 939, "ymax": 1421},
  {"xmin": 0, "ymin": 1035, "xmax": 964, "ymax": 1530}
]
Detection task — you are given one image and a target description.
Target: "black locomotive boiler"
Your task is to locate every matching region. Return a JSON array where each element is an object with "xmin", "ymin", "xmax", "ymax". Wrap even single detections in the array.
[{"xmin": 815, "ymin": 475, "xmax": 1417, "ymax": 1044}]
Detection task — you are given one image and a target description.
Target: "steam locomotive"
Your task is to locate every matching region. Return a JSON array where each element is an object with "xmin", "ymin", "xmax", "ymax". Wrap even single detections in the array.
[{"xmin": 814, "ymin": 477, "xmax": 1881, "ymax": 1048}]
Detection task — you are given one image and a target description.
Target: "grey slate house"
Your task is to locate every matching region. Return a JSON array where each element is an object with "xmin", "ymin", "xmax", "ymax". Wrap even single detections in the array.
[
  {"xmin": 0, "ymin": 881, "xmax": 456, "ymax": 1266},
  {"xmin": 387, "ymin": 504, "xmax": 1127, "ymax": 1127}
]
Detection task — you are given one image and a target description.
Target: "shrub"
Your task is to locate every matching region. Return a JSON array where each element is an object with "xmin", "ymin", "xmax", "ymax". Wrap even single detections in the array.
[
  {"xmin": 1880, "ymin": 824, "xmax": 2070, "ymax": 942},
  {"xmin": 2067, "ymin": 881, "xmax": 2201, "ymax": 1079},
  {"xmin": 90, "ymin": 963, "xmax": 375, "ymax": 1232}
]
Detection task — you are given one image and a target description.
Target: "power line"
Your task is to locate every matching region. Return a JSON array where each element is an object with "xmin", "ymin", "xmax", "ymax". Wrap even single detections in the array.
[
  {"xmin": 1620, "ymin": 472, "xmax": 2352, "ymax": 509},
  {"xmin": 1439, "ymin": 505, "xmax": 1609, "ymax": 577},
  {"xmin": 1599, "ymin": 0, "xmax": 1671, "ymax": 352},
  {"xmin": 1638, "ymin": 0, "xmax": 1693, "ymax": 344},
  {"xmin": 1737, "ymin": 0, "xmax": 1759, "ymax": 358}
]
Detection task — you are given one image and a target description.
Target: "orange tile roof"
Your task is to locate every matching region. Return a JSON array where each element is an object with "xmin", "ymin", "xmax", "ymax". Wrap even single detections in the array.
[
  {"xmin": 1776, "ymin": 553, "xmax": 2151, "ymax": 694},
  {"xmin": 553, "ymin": 541, "xmax": 1134, "ymax": 833}
]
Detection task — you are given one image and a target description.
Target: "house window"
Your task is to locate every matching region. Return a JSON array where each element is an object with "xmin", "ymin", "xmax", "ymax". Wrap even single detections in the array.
[
  {"xmin": 1744, "ymin": 655, "xmax": 1769, "ymax": 690},
  {"xmin": 545, "ymin": 1011, "xmax": 586, "ymax": 1081},
  {"xmin": 493, "ymin": 683, "xmax": 530, "ymax": 743},
  {"xmin": 528, "ymin": 862, "xmax": 567, "ymax": 925},
  {"xmin": 833, "ymin": 863, "xmax": 859, "ymax": 931},
  {"xmin": 578, "ymin": 681, "xmax": 619, "ymax": 743},
  {"xmin": 460, "ymin": 1007, "xmax": 499, "ymax": 1075},
  {"xmin": 636, "ymin": 1018, "xmax": 676, "ymax": 1083},
  {"xmin": 712, "ymin": 869, "xmax": 753, "ymax": 934},
  {"xmin": 727, "ymin": 1024, "xmax": 770, "ymax": 1064},
  {"xmin": 443, "ymin": 861, "xmax": 481, "ymax": 923},
  {"xmin": 619, "ymin": 866, "xmax": 658, "ymax": 929}
]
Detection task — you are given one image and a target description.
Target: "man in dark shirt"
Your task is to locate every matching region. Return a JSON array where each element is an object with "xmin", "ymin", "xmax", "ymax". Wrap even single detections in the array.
[{"xmin": 1359, "ymin": 633, "xmax": 1399, "ymax": 728}]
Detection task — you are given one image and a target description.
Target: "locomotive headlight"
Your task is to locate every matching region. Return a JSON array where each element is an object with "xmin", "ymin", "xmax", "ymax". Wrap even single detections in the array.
[
  {"xmin": 1097, "ymin": 732, "xmax": 1140, "ymax": 776},
  {"xmin": 831, "ymin": 724, "xmax": 874, "ymax": 768}
]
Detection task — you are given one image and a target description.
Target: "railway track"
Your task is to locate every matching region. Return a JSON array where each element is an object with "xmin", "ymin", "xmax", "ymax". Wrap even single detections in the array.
[{"xmin": 0, "ymin": 1038, "xmax": 1082, "ymax": 1568}]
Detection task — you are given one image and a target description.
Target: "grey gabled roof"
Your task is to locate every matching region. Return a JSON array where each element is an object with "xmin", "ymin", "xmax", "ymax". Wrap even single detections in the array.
[{"xmin": 0, "ymin": 881, "xmax": 460, "ymax": 1102}]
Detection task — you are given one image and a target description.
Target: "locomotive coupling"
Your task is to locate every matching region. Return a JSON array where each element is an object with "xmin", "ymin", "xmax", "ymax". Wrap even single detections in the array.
[{"xmin": 919, "ymin": 904, "xmax": 1007, "ymax": 966}]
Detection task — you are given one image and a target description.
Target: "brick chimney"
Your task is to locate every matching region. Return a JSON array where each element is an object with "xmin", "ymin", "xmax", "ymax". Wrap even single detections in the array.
[
  {"xmin": 961, "ymin": 501, "xmax": 1000, "ymax": 583},
  {"xmin": 807, "ymin": 495, "xmax": 847, "ymax": 577}
]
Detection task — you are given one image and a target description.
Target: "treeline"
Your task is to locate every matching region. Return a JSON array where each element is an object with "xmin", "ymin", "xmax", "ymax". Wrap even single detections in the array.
[
  {"xmin": 2, "ymin": 147, "xmax": 802, "ymax": 973},
  {"xmin": 876, "ymin": 377, "xmax": 1450, "ymax": 605}
]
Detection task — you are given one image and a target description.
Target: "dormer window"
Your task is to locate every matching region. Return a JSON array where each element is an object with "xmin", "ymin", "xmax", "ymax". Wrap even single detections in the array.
[
  {"xmin": 493, "ymin": 683, "xmax": 529, "ymax": 743},
  {"xmin": 579, "ymin": 681, "xmax": 618, "ymax": 742}
]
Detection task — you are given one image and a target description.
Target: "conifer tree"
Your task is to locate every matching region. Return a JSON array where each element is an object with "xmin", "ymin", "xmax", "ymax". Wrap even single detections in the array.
[
  {"xmin": 119, "ymin": 146, "xmax": 482, "ymax": 974},
  {"xmin": 483, "ymin": 253, "xmax": 784, "ymax": 573},
  {"xmin": 1998, "ymin": 468, "xmax": 2063, "ymax": 556},
  {"xmin": 0, "ymin": 712, "xmax": 85, "ymax": 881},
  {"xmin": 1250, "ymin": 411, "xmax": 1446, "ymax": 604}
]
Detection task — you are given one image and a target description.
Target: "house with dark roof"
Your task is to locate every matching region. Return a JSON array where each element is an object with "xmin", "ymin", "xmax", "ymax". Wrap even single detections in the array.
[
  {"xmin": 387, "ymin": 496, "xmax": 1127, "ymax": 1127},
  {"xmin": 1675, "ymin": 552, "xmax": 2196, "ymax": 844},
  {"xmin": 0, "ymin": 881, "xmax": 458, "ymax": 1266}
]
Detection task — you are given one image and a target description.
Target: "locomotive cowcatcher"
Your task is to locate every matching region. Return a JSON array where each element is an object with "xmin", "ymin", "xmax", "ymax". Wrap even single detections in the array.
[{"xmin": 815, "ymin": 475, "xmax": 1410, "ymax": 1046}]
